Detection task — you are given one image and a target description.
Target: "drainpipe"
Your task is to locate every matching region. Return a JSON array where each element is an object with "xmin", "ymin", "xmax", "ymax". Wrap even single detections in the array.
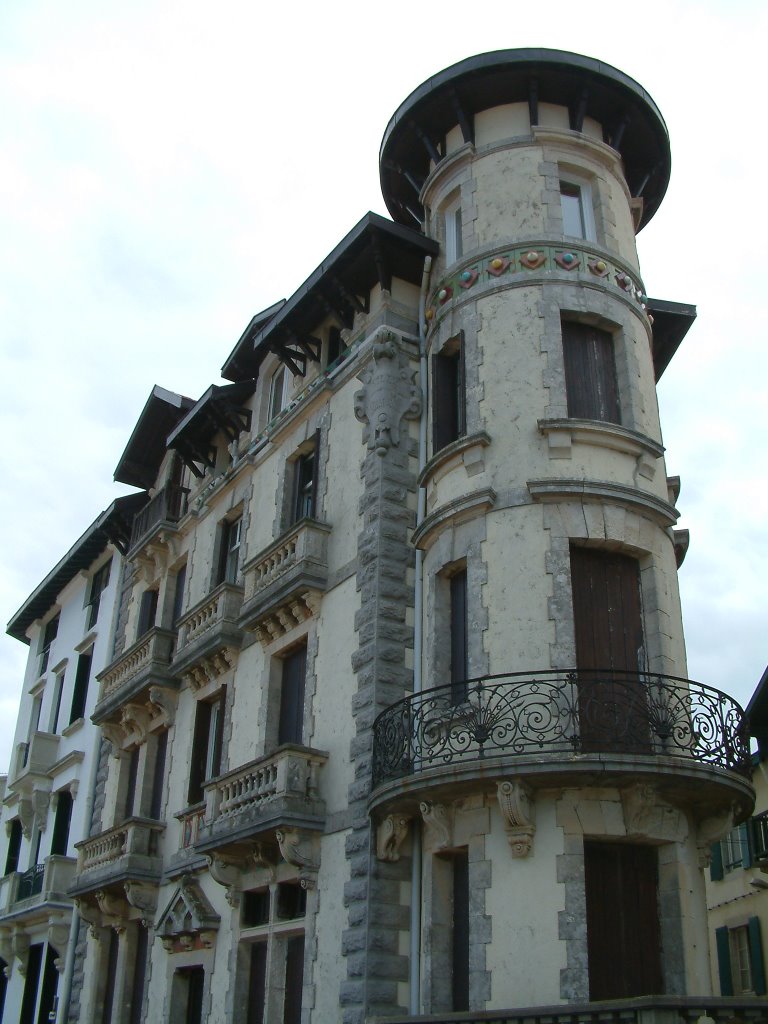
[{"xmin": 409, "ymin": 254, "xmax": 432, "ymax": 1015}]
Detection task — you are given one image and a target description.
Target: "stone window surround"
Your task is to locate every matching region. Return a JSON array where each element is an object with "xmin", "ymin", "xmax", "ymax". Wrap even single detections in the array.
[{"xmin": 257, "ymin": 622, "xmax": 319, "ymax": 758}]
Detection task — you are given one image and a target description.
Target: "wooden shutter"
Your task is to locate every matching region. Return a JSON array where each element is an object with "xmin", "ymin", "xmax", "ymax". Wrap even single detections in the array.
[
  {"xmin": 749, "ymin": 917, "xmax": 766, "ymax": 995},
  {"xmin": 70, "ymin": 651, "xmax": 93, "ymax": 723},
  {"xmin": 585, "ymin": 841, "xmax": 663, "ymax": 999},
  {"xmin": 710, "ymin": 841, "xmax": 724, "ymax": 881},
  {"xmin": 716, "ymin": 925, "xmax": 733, "ymax": 995},
  {"xmin": 562, "ymin": 321, "xmax": 620, "ymax": 423},
  {"xmin": 283, "ymin": 935, "xmax": 305, "ymax": 1024},
  {"xmin": 278, "ymin": 647, "xmax": 307, "ymax": 746}
]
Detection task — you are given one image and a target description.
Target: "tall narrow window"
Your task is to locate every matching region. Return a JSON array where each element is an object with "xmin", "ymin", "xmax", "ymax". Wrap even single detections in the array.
[
  {"xmin": 123, "ymin": 747, "xmax": 140, "ymax": 820},
  {"xmin": 444, "ymin": 198, "xmax": 463, "ymax": 265},
  {"xmin": 69, "ymin": 650, "xmax": 93, "ymax": 724},
  {"xmin": 4, "ymin": 820, "xmax": 21, "ymax": 875},
  {"xmin": 137, "ymin": 589, "xmax": 159, "ymax": 639},
  {"xmin": 19, "ymin": 943, "xmax": 43, "ymax": 1024},
  {"xmin": 129, "ymin": 924, "xmax": 149, "ymax": 1024},
  {"xmin": 50, "ymin": 791, "xmax": 73, "ymax": 856},
  {"xmin": 293, "ymin": 451, "xmax": 316, "ymax": 524},
  {"xmin": 269, "ymin": 366, "xmax": 289, "ymax": 422},
  {"xmin": 432, "ymin": 335, "xmax": 466, "ymax": 452},
  {"xmin": 246, "ymin": 944, "xmax": 268, "ymax": 1024},
  {"xmin": 50, "ymin": 671, "xmax": 65, "ymax": 733},
  {"xmin": 101, "ymin": 929, "xmax": 120, "ymax": 1024},
  {"xmin": 172, "ymin": 564, "xmax": 187, "ymax": 624},
  {"xmin": 218, "ymin": 517, "xmax": 243, "ymax": 585},
  {"xmin": 278, "ymin": 646, "xmax": 307, "ymax": 746},
  {"xmin": 327, "ymin": 326, "xmax": 347, "ymax": 369},
  {"xmin": 173, "ymin": 966, "xmax": 205, "ymax": 1024},
  {"xmin": 450, "ymin": 569, "xmax": 468, "ymax": 704},
  {"xmin": 562, "ymin": 321, "xmax": 620, "ymax": 424},
  {"xmin": 187, "ymin": 690, "xmax": 226, "ymax": 805},
  {"xmin": 38, "ymin": 615, "xmax": 59, "ymax": 676},
  {"xmin": 452, "ymin": 850, "xmax": 470, "ymax": 1012},
  {"xmin": 560, "ymin": 179, "xmax": 595, "ymax": 240},
  {"xmin": 87, "ymin": 559, "xmax": 112, "ymax": 629},
  {"xmin": 283, "ymin": 935, "xmax": 305, "ymax": 1024},
  {"xmin": 149, "ymin": 731, "xmax": 168, "ymax": 820},
  {"xmin": 716, "ymin": 919, "xmax": 767, "ymax": 996}
]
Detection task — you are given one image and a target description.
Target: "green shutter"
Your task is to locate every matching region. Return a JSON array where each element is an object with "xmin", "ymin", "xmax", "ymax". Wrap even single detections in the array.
[
  {"xmin": 740, "ymin": 822, "xmax": 753, "ymax": 869},
  {"xmin": 748, "ymin": 916, "xmax": 766, "ymax": 996},
  {"xmin": 710, "ymin": 842, "xmax": 724, "ymax": 881},
  {"xmin": 716, "ymin": 926, "xmax": 733, "ymax": 995}
]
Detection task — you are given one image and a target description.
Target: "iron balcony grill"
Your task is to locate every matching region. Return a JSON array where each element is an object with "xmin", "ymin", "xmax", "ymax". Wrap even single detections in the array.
[
  {"xmin": 17, "ymin": 863, "xmax": 45, "ymax": 900},
  {"xmin": 372, "ymin": 669, "xmax": 750, "ymax": 787},
  {"xmin": 129, "ymin": 484, "xmax": 189, "ymax": 551}
]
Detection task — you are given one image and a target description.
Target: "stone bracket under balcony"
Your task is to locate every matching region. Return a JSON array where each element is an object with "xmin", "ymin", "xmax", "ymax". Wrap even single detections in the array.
[
  {"xmin": 71, "ymin": 817, "xmax": 165, "ymax": 916},
  {"xmin": 195, "ymin": 745, "xmax": 328, "ymax": 862},
  {"xmin": 93, "ymin": 628, "xmax": 178, "ymax": 724},
  {"xmin": 239, "ymin": 519, "xmax": 331, "ymax": 643},
  {"xmin": 171, "ymin": 582, "xmax": 245, "ymax": 686}
]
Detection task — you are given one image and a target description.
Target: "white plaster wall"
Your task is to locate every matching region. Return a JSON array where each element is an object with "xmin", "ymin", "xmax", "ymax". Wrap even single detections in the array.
[
  {"xmin": 485, "ymin": 795, "xmax": 566, "ymax": 1007},
  {"xmin": 312, "ymin": 829, "xmax": 350, "ymax": 1022}
]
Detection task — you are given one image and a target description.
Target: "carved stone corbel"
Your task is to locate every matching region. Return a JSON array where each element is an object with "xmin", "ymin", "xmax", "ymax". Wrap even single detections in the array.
[
  {"xmin": 121, "ymin": 703, "xmax": 152, "ymax": 745},
  {"xmin": 0, "ymin": 930, "xmax": 13, "ymax": 977},
  {"xmin": 252, "ymin": 842, "xmax": 277, "ymax": 879},
  {"xmin": 621, "ymin": 783, "xmax": 688, "ymax": 843},
  {"xmin": 353, "ymin": 330, "xmax": 422, "ymax": 456},
  {"xmin": 95, "ymin": 889, "xmax": 130, "ymax": 926},
  {"xmin": 148, "ymin": 686, "xmax": 178, "ymax": 729},
  {"xmin": 497, "ymin": 780, "xmax": 535, "ymax": 857},
  {"xmin": 101, "ymin": 721, "xmax": 129, "ymax": 757},
  {"xmin": 276, "ymin": 828, "xmax": 319, "ymax": 888},
  {"xmin": 18, "ymin": 798, "xmax": 34, "ymax": 839},
  {"xmin": 12, "ymin": 932, "xmax": 30, "ymax": 975},
  {"xmin": 32, "ymin": 789, "xmax": 50, "ymax": 830},
  {"xmin": 124, "ymin": 881, "xmax": 158, "ymax": 925},
  {"xmin": 376, "ymin": 815, "xmax": 410, "ymax": 862},
  {"xmin": 420, "ymin": 801, "xmax": 451, "ymax": 851},
  {"xmin": 47, "ymin": 922, "xmax": 70, "ymax": 957},
  {"xmin": 74, "ymin": 898, "xmax": 102, "ymax": 939},
  {"xmin": 206, "ymin": 855, "xmax": 242, "ymax": 908},
  {"xmin": 697, "ymin": 805, "xmax": 737, "ymax": 868}
]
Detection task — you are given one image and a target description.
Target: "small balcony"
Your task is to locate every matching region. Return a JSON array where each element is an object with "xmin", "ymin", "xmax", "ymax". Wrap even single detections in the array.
[
  {"xmin": 239, "ymin": 519, "xmax": 331, "ymax": 640},
  {"xmin": 93, "ymin": 627, "xmax": 178, "ymax": 722},
  {"xmin": 371, "ymin": 670, "xmax": 751, "ymax": 813},
  {"xmin": 128, "ymin": 483, "xmax": 188, "ymax": 556},
  {"xmin": 171, "ymin": 582, "xmax": 245, "ymax": 682},
  {"xmin": 196, "ymin": 745, "xmax": 327, "ymax": 857},
  {"xmin": 0, "ymin": 856, "xmax": 76, "ymax": 917},
  {"xmin": 70, "ymin": 817, "xmax": 165, "ymax": 896},
  {"xmin": 8, "ymin": 731, "xmax": 60, "ymax": 790}
]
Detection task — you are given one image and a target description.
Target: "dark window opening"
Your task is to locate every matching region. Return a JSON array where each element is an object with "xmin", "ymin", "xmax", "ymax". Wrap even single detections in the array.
[
  {"xmin": 450, "ymin": 569, "xmax": 468, "ymax": 705},
  {"xmin": 137, "ymin": 589, "xmax": 159, "ymax": 639},
  {"xmin": 50, "ymin": 791, "xmax": 73, "ymax": 856},
  {"xmin": 4, "ymin": 819, "xmax": 22, "ymax": 875},
  {"xmin": 69, "ymin": 650, "xmax": 93, "ymax": 724},
  {"xmin": 172, "ymin": 564, "xmax": 187, "ymax": 624},
  {"xmin": 278, "ymin": 646, "xmax": 307, "ymax": 746},
  {"xmin": 452, "ymin": 850, "xmax": 470, "ymax": 1012},
  {"xmin": 283, "ymin": 935, "xmax": 305, "ymax": 1024},
  {"xmin": 246, "ymin": 943, "xmax": 268, "ymax": 1024},
  {"xmin": 187, "ymin": 689, "xmax": 226, "ymax": 805},
  {"xmin": 101, "ymin": 929, "xmax": 120, "ymax": 1024},
  {"xmin": 149, "ymin": 731, "xmax": 168, "ymax": 821},
  {"xmin": 562, "ymin": 321, "xmax": 620, "ymax": 424},
  {"xmin": 51, "ymin": 671, "xmax": 65, "ymax": 733},
  {"xmin": 277, "ymin": 882, "xmax": 307, "ymax": 920},
  {"xmin": 327, "ymin": 327, "xmax": 347, "ymax": 368},
  {"xmin": 291, "ymin": 433, "xmax": 320, "ymax": 526},
  {"xmin": 38, "ymin": 615, "xmax": 59, "ymax": 676},
  {"xmin": 123, "ymin": 747, "xmax": 140, "ymax": 821},
  {"xmin": 432, "ymin": 335, "xmax": 466, "ymax": 452},
  {"xmin": 129, "ymin": 924, "xmax": 149, "ymax": 1024},
  {"xmin": 242, "ymin": 889, "xmax": 270, "ymax": 927},
  {"xmin": 19, "ymin": 943, "xmax": 43, "ymax": 1024},
  {"xmin": 218, "ymin": 517, "xmax": 243, "ymax": 585},
  {"xmin": 87, "ymin": 559, "xmax": 112, "ymax": 629}
]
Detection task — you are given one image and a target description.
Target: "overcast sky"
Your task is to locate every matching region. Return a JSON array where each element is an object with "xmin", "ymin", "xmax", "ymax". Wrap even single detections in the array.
[{"xmin": 0, "ymin": 0, "xmax": 765, "ymax": 773}]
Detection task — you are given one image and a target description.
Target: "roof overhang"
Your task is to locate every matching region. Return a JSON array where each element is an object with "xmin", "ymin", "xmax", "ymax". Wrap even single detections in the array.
[
  {"xmin": 647, "ymin": 298, "xmax": 697, "ymax": 380},
  {"xmin": 380, "ymin": 49, "xmax": 671, "ymax": 231},
  {"xmin": 747, "ymin": 666, "xmax": 768, "ymax": 758},
  {"xmin": 6, "ymin": 493, "xmax": 148, "ymax": 643},
  {"xmin": 221, "ymin": 212, "xmax": 439, "ymax": 382},
  {"xmin": 114, "ymin": 386, "xmax": 195, "ymax": 489},
  {"xmin": 167, "ymin": 381, "xmax": 257, "ymax": 477}
]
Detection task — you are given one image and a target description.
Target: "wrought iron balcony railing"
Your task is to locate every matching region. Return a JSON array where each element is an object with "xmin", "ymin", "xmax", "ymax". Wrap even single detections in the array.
[
  {"xmin": 16, "ymin": 863, "xmax": 44, "ymax": 900},
  {"xmin": 129, "ymin": 484, "xmax": 189, "ymax": 553},
  {"xmin": 372, "ymin": 669, "xmax": 750, "ymax": 788}
]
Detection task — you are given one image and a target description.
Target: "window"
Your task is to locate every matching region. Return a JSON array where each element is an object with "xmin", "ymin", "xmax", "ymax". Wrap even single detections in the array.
[
  {"xmin": 87, "ymin": 559, "xmax": 112, "ymax": 629},
  {"xmin": 562, "ymin": 321, "xmax": 620, "ymax": 424},
  {"xmin": 123, "ymin": 747, "xmax": 140, "ymax": 820},
  {"xmin": 716, "ymin": 919, "xmax": 766, "ymax": 996},
  {"xmin": 69, "ymin": 650, "xmax": 92, "ymax": 724},
  {"xmin": 239, "ymin": 886, "xmax": 306, "ymax": 1024},
  {"xmin": 50, "ymin": 790, "xmax": 73, "ymax": 856},
  {"xmin": 432, "ymin": 334, "xmax": 466, "ymax": 453},
  {"xmin": 278, "ymin": 646, "xmax": 307, "ymax": 746},
  {"xmin": 129, "ymin": 924, "xmax": 149, "ymax": 1024},
  {"xmin": 137, "ymin": 589, "xmax": 159, "ymax": 639},
  {"xmin": 268, "ymin": 366, "xmax": 290, "ymax": 422},
  {"xmin": 4, "ymin": 820, "xmax": 21, "ymax": 875},
  {"xmin": 450, "ymin": 569, "xmax": 468, "ymax": 704},
  {"xmin": 38, "ymin": 615, "xmax": 59, "ymax": 676},
  {"xmin": 172, "ymin": 564, "xmax": 187, "ymax": 624},
  {"xmin": 327, "ymin": 327, "xmax": 347, "ymax": 369},
  {"xmin": 149, "ymin": 731, "xmax": 168, "ymax": 820},
  {"xmin": 289, "ymin": 432, "xmax": 319, "ymax": 526},
  {"xmin": 173, "ymin": 966, "xmax": 205, "ymax": 1024},
  {"xmin": 49, "ymin": 670, "xmax": 65, "ymax": 733},
  {"xmin": 560, "ymin": 178, "xmax": 595, "ymax": 240},
  {"xmin": 452, "ymin": 850, "xmax": 470, "ymax": 1011},
  {"xmin": 444, "ymin": 197, "xmax": 463, "ymax": 265},
  {"xmin": 187, "ymin": 689, "xmax": 226, "ymax": 805},
  {"xmin": 218, "ymin": 516, "xmax": 243, "ymax": 585},
  {"xmin": 711, "ymin": 823, "xmax": 752, "ymax": 878}
]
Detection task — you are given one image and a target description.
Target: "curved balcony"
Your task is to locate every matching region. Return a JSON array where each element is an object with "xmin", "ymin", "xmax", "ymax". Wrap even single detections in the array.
[{"xmin": 371, "ymin": 670, "xmax": 751, "ymax": 814}]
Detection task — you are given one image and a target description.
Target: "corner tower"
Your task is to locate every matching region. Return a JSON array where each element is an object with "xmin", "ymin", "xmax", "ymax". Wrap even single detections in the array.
[{"xmin": 370, "ymin": 50, "xmax": 752, "ymax": 1017}]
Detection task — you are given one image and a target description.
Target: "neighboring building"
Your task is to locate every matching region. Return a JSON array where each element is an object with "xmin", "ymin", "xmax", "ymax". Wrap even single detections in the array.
[
  {"xmin": 706, "ymin": 668, "xmax": 768, "ymax": 1000},
  {"xmin": 2, "ymin": 48, "xmax": 762, "ymax": 1024},
  {"xmin": 0, "ymin": 496, "xmax": 142, "ymax": 1024}
]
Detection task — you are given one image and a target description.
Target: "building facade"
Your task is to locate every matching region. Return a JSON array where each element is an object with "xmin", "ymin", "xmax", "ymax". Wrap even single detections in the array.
[
  {"xmin": 3, "ymin": 48, "xmax": 762, "ymax": 1024},
  {"xmin": 0, "ymin": 497, "xmax": 140, "ymax": 1023}
]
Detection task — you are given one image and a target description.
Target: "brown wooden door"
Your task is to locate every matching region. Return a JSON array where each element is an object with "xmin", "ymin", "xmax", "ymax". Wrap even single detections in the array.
[
  {"xmin": 584, "ymin": 841, "xmax": 663, "ymax": 999},
  {"xmin": 570, "ymin": 547, "xmax": 648, "ymax": 752}
]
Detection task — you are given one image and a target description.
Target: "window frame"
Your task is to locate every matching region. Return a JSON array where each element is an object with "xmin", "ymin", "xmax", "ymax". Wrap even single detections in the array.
[
  {"xmin": 289, "ymin": 432, "xmax": 320, "ymax": 527},
  {"xmin": 444, "ymin": 195, "xmax": 463, "ymax": 266},
  {"xmin": 277, "ymin": 645, "xmax": 307, "ymax": 747},
  {"xmin": 561, "ymin": 320, "xmax": 620, "ymax": 426},
  {"xmin": 86, "ymin": 558, "xmax": 112, "ymax": 630},
  {"xmin": 268, "ymin": 365, "xmax": 290, "ymax": 423},
  {"xmin": 187, "ymin": 688, "xmax": 227, "ymax": 806},
  {"xmin": 69, "ymin": 648, "xmax": 93, "ymax": 724},
  {"xmin": 218, "ymin": 516, "xmax": 243, "ymax": 586},
  {"xmin": 38, "ymin": 615, "xmax": 59, "ymax": 676},
  {"xmin": 559, "ymin": 175, "xmax": 596, "ymax": 242},
  {"xmin": 432, "ymin": 333, "xmax": 466, "ymax": 454}
]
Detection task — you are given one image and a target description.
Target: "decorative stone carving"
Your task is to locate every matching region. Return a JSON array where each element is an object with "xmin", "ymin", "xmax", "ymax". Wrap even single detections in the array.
[
  {"xmin": 47, "ymin": 922, "xmax": 70, "ymax": 957},
  {"xmin": 420, "ymin": 801, "xmax": 451, "ymax": 850},
  {"xmin": 621, "ymin": 784, "xmax": 688, "ymax": 843},
  {"xmin": 252, "ymin": 592, "xmax": 320, "ymax": 646},
  {"xmin": 74, "ymin": 898, "xmax": 102, "ymax": 939},
  {"xmin": 95, "ymin": 889, "xmax": 130, "ymax": 927},
  {"xmin": 497, "ymin": 780, "xmax": 536, "ymax": 857},
  {"xmin": 101, "ymin": 721, "xmax": 128, "ymax": 757},
  {"xmin": 276, "ymin": 828, "xmax": 319, "ymax": 888},
  {"xmin": 32, "ymin": 790, "xmax": 50, "ymax": 830},
  {"xmin": 697, "ymin": 805, "xmax": 736, "ymax": 868},
  {"xmin": 17, "ymin": 798, "xmax": 34, "ymax": 839},
  {"xmin": 148, "ymin": 686, "xmax": 178, "ymax": 729},
  {"xmin": 252, "ymin": 842, "xmax": 277, "ymax": 878},
  {"xmin": 124, "ymin": 881, "xmax": 158, "ymax": 925},
  {"xmin": 354, "ymin": 330, "xmax": 421, "ymax": 456},
  {"xmin": 12, "ymin": 932, "xmax": 30, "ymax": 976},
  {"xmin": 0, "ymin": 931, "xmax": 12, "ymax": 977},
  {"xmin": 155, "ymin": 875, "xmax": 220, "ymax": 949},
  {"xmin": 121, "ymin": 703, "xmax": 152, "ymax": 745},
  {"xmin": 206, "ymin": 854, "xmax": 242, "ymax": 908},
  {"xmin": 376, "ymin": 814, "xmax": 410, "ymax": 862}
]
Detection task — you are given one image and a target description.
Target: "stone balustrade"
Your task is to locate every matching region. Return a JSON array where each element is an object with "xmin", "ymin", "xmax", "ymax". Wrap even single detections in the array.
[
  {"xmin": 94, "ymin": 628, "xmax": 177, "ymax": 720},
  {"xmin": 171, "ymin": 583, "xmax": 245, "ymax": 682},
  {"xmin": 75, "ymin": 818, "xmax": 165, "ymax": 881}
]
